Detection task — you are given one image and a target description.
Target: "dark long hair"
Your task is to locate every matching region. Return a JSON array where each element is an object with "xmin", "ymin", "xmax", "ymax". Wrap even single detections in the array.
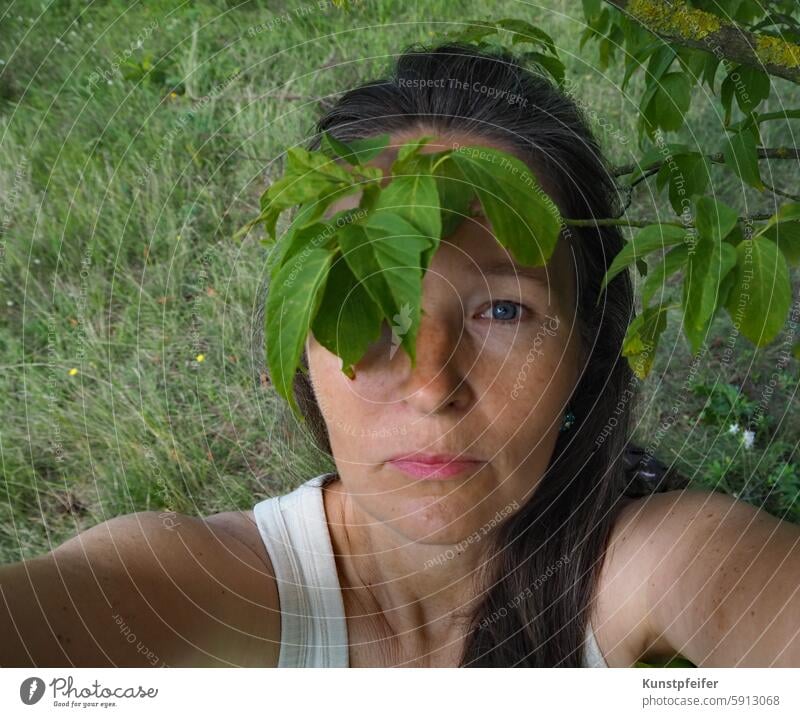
[{"xmin": 254, "ymin": 42, "xmax": 682, "ymax": 666}]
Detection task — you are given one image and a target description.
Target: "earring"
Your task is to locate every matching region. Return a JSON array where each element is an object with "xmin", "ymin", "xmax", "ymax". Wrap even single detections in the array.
[{"xmin": 560, "ymin": 409, "xmax": 575, "ymax": 432}]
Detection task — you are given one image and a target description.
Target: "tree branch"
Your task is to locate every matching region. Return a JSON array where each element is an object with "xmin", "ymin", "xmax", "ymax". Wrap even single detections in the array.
[
  {"xmin": 563, "ymin": 212, "xmax": 773, "ymax": 229},
  {"xmin": 605, "ymin": 0, "xmax": 800, "ymax": 84},
  {"xmin": 613, "ymin": 146, "xmax": 800, "ymax": 177}
]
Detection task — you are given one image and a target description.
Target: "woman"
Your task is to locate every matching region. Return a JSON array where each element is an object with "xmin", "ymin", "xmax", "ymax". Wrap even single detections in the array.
[{"xmin": 1, "ymin": 43, "xmax": 799, "ymax": 668}]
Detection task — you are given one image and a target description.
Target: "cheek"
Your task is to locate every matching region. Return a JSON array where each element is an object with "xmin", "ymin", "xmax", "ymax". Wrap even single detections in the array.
[
  {"xmin": 480, "ymin": 327, "xmax": 579, "ymax": 458},
  {"xmin": 308, "ymin": 345, "xmax": 407, "ymax": 457}
]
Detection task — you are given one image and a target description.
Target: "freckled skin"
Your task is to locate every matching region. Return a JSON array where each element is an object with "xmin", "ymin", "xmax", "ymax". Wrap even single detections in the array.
[{"xmin": 306, "ymin": 128, "xmax": 584, "ymax": 547}]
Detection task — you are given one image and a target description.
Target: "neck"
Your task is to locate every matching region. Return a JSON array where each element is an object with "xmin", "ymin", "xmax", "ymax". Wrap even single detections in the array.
[{"xmin": 322, "ymin": 476, "xmax": 487, "ymax": 651}]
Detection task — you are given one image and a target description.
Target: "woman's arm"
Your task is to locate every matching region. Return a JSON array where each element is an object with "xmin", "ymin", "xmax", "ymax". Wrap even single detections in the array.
[
  {"xmin": 0, "ymin": 511, "xmax": 281, "ymax": 667},
  {"xmin": 637, "ymin": 489, "xmax": 800, "ymax": 666}
]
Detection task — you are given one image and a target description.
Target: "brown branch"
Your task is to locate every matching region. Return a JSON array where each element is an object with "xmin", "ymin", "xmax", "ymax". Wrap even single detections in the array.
[
  {"xmin": 613, "ymin": 146, "xmax": 800, "ymax": 177},
  {"xmin": 605, "ymin": 0, "xmax": 800, "ymax": 84},
  {"xmin": 564, "ymin": 212, "xmax": 773, "ymax": 228}
]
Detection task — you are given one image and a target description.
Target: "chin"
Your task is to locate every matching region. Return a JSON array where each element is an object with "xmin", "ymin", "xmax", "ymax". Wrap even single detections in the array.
[{"xmin": 380, "ymin": 491, "xmax": 513, "ymax": 547}]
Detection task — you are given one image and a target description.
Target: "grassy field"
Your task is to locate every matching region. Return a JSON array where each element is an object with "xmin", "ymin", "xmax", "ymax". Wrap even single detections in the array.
[{"xmin": 0, "ymin": 0, "xmax": 798, "ymax": 566}]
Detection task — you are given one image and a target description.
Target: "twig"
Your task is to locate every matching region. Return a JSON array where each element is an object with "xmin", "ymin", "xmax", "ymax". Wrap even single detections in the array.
[
  {"xmin": 762, "ymin": 180, "xmax": 800, "ymax": 202},
  {"xmin": 563, "ymin": 212, "xmax": 774, "ymax": 228},
  {"xmin": 613, "ymin": 147, "xmax": 800, "ymax": 178}
]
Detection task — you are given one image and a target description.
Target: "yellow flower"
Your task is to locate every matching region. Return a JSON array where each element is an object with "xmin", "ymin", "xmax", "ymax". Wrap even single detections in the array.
[
  {"xmin": 169, "ymin": 91, "xmax": 178, "ymax": 99},
  {"xmin": 68, "ymin": 368, "xmax": 78, "ymax": 376},
  {"xmin": 196, "ymin": 354, "xmax": 205, "ymax": 363}
]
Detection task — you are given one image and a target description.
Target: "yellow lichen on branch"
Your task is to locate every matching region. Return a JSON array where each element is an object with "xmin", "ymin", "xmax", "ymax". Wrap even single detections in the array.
[
  {"xmin": 607, "ymin": 0, "xmax": 800, "ymax": 84},
  {"xmin": 756, "ymin": 34, "xmax": 800, "ymax": 70},
  {"xmin": 627, "ymin": 0, "xmax": 722, "ymax": 41}
]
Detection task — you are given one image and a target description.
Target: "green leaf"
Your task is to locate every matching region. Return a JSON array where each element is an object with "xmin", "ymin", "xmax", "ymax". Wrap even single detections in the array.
[
  {"xmin": 448, "ymin": 20, "xmax": 498, "ymax": 45},
  {"xmin": 701, "ymin": 53, "xmax": 720, "ymax": 91},
  {"xmin": 645, "ymin": 72, "xmax": 692, "ymax": 134},
  {"xmin": 373, "ymin": 171, "xmax": 442, "ymax": 274},
  {"xmin": 761, "ymin": 221, "xmax": 800, "ymax": 266},
  {"xmin": 720, "ymin": 74, "xmax": 736, "ymax": 125},
  {"xmin": 270, "ymin": 207, "xmax": 364, "ymax": 273},
  {"xmin": 266, "ymin": 247, "xmax": 335, "ymax": 418},
  {"xmin": 285, "ymin": 145, "xmax": 354, "ymax": 183},
  {"xmin": 732, "ymin": 65, "xmax": 771, "ymax": 115},
  {"xmin": 641, "ymin": 243, "xmax": 690, "ymax": 308},
  {"xmin": 655, "ymin": 152, "xmax": 711, "ymax": 213},
  {"xmin": 601, "ymin": 224, "xmax": 687, "ymax": 293},
  {"xmin": 723, "ymin": 127, "xmax": 764, "ymax": 190},
  {"xmin": 495, "ymin": 18, "xmax": 557, "ymax": 55},
  {"xmin": 392, "ymin": 136, "xmax": 436, "ymax": 173},
  {"xmin": 257, "ymin": 150, "xmax": 361, "ymax": 240},
  {"xmin": 321, "ymin": 131, "xmax": 391, "ymax": 165},
  {"xmin": 582, "ymin": 0, "xmax": 603, "ymax": 24},
  {"xmin": 338, "ymin": 215, "xmax": 432, "ymax": 366},
  {"xmin": 723, "ymin": 239, "xmax": 792, "ymax": 346},
  {"xmin": 621, "ymin": 41, "xmax": 661, "ymax": 92},
  {"xmin": 432, "ymin": 155, "xmax": 476, "ymax": 239},
  {"xmin": 521, "ymin": 51, "xmax": 565, "ymax": 86},
  {"xmin": 622, "ymin": 303, "xmax": 673, "ymax": 379},
  {"xmin": 311, "ymin": 255, "xmax": 383, "ymax": 378},
  {"xmin": 450, "ymin": 146, "xmax": 562, "ymax": 267},
  {"xmin": 681, "ymin": 231, "xmax": 737, "ymax": 353},
  {"xmin": 753, "ymin": 202, "xmax": 800, "ymax": 238},
  {"xmin": 376, "ymin": 171, "xmax": 441, "ymax": 239},
  {"xmin": 694, "ymin": 196, "xmax": 739, "ymax": 244}
]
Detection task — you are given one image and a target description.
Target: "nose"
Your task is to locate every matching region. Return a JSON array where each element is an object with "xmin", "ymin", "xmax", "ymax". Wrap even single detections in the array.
[{"xmin": 398, "ymin": 308, "xmax": 473, "ymax": 415}]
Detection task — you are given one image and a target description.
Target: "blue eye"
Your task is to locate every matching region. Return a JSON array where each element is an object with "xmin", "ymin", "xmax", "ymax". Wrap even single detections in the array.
[{"xmin": 480, "ymin": 300, "xmax": 526, "ymax": 322}]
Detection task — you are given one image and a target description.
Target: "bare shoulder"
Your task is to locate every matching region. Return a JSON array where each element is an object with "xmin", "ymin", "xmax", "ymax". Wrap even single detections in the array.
[
  {"xmin": 202, "ymin": 508, "xmax": 272, "ymax": 568},
  {"xmin": 595, "ymin": 488, "xmax": 800, "ymax": 666},
  {"xmin": 1, "ymin": 510, "xmax": 280, "ymax": 667}
]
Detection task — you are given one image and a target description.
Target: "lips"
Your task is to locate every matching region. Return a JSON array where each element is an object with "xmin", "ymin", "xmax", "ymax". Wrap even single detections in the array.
[{"xmin": 387, "ymin": 452, "xmax": 486, "ymax": 480}]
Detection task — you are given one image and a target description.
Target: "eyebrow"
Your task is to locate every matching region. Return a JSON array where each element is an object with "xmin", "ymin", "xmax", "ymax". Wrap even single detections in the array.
[{"xmin": 473, "ymin": 261, "xmax": 550, "ymax": 286}]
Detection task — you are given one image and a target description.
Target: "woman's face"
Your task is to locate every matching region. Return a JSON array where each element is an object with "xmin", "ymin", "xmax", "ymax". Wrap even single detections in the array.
[{"xmin": 306, "ymin": 129, "xmax": 585, "ymax": 545}]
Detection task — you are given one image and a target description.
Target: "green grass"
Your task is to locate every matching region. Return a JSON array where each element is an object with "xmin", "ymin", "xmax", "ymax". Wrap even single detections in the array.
[{"xmin": 0, "ymin": 0, "xmax": 798, "ymax": 575}]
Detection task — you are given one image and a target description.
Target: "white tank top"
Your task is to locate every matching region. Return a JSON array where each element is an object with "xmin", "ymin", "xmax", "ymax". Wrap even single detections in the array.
[{"xmin": 253, "ymin": 472, "xmax": 609, "ymax": 667}]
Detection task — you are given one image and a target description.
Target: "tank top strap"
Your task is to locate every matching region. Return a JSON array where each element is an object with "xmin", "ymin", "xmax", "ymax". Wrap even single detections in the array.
[
  {"xmin": 583, "ymin": 622, "xmax": 608, "ymax": 667},
  {"xmin": 253, "ymin": 471, "xmax": 349, "ymax": 667}
]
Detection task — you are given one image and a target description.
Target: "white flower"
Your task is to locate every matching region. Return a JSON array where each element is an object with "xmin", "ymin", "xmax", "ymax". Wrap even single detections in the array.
[
  {"xmin": 742, "ymin": 430, "xmax": 755, "ymax": 449},
  {"xmin": 728, "ymin": 423, "xmax": 740, "ymax": 435}
]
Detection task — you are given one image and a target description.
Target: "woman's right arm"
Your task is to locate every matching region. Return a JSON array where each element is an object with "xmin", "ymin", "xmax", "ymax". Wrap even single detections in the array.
[{"xmin": 0, "ymin": 511, "xmax": 281, "ymax": 667}]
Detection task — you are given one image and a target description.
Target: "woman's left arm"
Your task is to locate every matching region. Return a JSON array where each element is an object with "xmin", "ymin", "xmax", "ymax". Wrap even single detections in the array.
[{"xmin": 638, "ymin": 488, "xmax": 800, "ymax": 667}]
